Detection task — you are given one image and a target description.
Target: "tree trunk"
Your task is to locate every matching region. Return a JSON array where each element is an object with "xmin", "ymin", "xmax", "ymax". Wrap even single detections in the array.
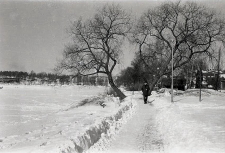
[
  {"xmin": 148, "ymin": 78, "xmax": 159, "ymax": 96},
  {"xmin": 107, "ymin": 74, "xmax": 126, "ymax": 100}
]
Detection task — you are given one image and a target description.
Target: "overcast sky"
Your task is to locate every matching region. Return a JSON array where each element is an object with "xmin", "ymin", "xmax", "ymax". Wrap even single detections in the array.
[{"xmin": 0, "ymin": 0, "xmax": 225, "ymax": 74}]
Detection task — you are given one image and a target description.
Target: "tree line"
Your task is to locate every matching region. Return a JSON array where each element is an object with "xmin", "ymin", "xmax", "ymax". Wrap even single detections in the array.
[
  {"xmin": 116, "ymin": 54, "xmax": 225, "ymax": 91},
  {"xmin": 0, "ymin": 71, "xmax": 70, "ymax": 83},
  {"xmin": 54, "ymin": 1, "xmax": 225, "ymax": 99},
  {"xmin": 0, "ymin": 71, "xmax": 109, "ymax": 86}
]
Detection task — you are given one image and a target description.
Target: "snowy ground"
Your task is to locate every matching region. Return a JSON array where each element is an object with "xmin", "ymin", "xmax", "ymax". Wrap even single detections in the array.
[
  {"xmin": 0, "ymin": 85, "xmax": 105, "ymax": 137},
  {"xmin": 155, "ymin": 89, "xmax": 225, "ymax": 153},
  {"xmin": 1, "ymin": 85, "xmax": 225, "ymax": 153},
  {"xmin": 87, "ymin": 89, "xmax": 225, "ymax": 153},
  {"xmin": 0, "ymin": 84, "xmax": 136, "ymax": 153}
]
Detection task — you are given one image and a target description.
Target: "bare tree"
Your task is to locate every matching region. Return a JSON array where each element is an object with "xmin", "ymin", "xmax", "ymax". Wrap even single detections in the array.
[
  {"xmin": 132, "ymin": 1, "xmax": 225, "ymax": 94},
  {"xmin": 174, "ymin": 55, "xmax": 206, "ymax": 89},
  {"xmin": 56, "ymin": 4, "xmax": 131, "ymax": 100}
]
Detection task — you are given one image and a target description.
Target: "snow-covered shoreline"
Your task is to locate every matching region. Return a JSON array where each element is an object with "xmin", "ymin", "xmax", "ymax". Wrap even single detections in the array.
[
  {"xmin": 0, "ymin": 84, "xmax": 137, "ymax": 153},
  {"xmin": 57, "ymin": 96, "xmax": 137, "ymax": 153}
]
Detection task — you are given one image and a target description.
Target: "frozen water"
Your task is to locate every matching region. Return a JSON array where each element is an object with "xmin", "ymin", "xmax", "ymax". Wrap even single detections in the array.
[{"xmin": 0, "ymin": 85, "xmax": 105, "ymax": 138}]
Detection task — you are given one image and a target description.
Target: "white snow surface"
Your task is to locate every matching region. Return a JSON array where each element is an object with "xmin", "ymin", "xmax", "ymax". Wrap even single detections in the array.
[
  {"xmin": 0, "ymin": 84, "xmax": 136, "ymax": 153},
  {"xmin": 1, "ymin": 85, "xmax": 225, "ymax": 153},
  {"xmin": 87, "ymin": 89, "xmax": 225, "ymax": 153}
]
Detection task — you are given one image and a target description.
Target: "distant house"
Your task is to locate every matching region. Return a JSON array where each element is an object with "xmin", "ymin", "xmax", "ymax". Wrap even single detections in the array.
[
  {"xmin": 201, "ymin": 70, "xmax": 225, "ymax": 89},
  {"xmin": 161, "ymin": 76, "xmax": 186, "ymax": 91},
  {"xmin": 159, "ymin": 69, "xmax": 225, "ymax": 90},
  {"xmin": 70, "ymin": 75, "xmax": 108, "ymax": 86},
  {"xmin": 42, "ymin": 77, "xmax": 49, "ymax": 84},
  {"xmin": 221, "ymin": 73, "xmax": 225, "ymax": 78},
  {"xmin": 220, "ymin": 73, "xmax": 225, "ymax": 90},
  {"xmin": 32, "ymin": 77, "xmax": 42, "ymax": 85}
]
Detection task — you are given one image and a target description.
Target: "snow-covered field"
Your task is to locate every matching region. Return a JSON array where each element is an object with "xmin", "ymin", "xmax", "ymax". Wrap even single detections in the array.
[
  {"xmin": 0, "ymin": 85, "xmax": 105, "ymax": 137},
  {"xmin": 0, "ymin": 84, "xmax": 136, "ymax": 153},
  {"xmin": 1, "ymin": 84, "xmax": 225, "ymax": 153}
]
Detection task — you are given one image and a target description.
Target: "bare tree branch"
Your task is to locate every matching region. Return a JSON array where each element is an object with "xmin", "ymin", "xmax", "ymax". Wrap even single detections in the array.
[
  {"xmin": 132, "ymin": 1, "xmax": 225, "ymax": 93},
  {"xmin": 56, "ymin": 4, "xmax": 131, "ymax": 100}
]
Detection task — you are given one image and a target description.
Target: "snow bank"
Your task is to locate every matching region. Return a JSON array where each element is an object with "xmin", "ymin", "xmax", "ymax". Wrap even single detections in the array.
[
  {"xmin": 49, "ymin": 96, "xmax": 137, "ymax": 153},
  {"xmin": 86, "ymin": 96, "xmax": 137, "ymax": 153}
]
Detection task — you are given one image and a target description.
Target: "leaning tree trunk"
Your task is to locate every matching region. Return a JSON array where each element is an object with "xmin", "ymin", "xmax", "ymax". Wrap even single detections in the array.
[{"xmin": 107, "ymin": 74, "xmax": 126, "ymax": 100}]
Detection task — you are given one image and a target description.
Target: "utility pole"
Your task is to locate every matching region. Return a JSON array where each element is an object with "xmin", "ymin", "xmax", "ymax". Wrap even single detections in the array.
[
  {"xmin": 215, "ymin": 47, "xmax": 221, "ymax": 91},
  {"xmin": 171, "ymin": 43, "xmax": 174, "ymax": 103},
  {"xmin": 199, "ymin": 66, "xmax": 202, "ymax": 102}
]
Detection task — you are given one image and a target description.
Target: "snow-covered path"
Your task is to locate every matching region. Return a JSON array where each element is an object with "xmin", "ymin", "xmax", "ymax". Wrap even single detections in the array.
[
  {"xmin": 105, "ymin": 95, "xmax": 162, "ymax": 153},
  {"xmin": 87, "ymin": 93, "xmax": 164, "ymax": 153},
  {"xmin": 107, "ymin": 95, "xmax": 160, "ymax": 153}
]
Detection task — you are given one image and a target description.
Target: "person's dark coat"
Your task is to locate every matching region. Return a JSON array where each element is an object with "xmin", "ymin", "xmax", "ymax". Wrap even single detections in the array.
[{"xmin": 141, "ymin": 83, "xmax": 150, "ymax": 96}]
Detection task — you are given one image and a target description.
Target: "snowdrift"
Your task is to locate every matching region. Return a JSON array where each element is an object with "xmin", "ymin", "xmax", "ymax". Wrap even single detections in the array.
[{"xmin": 57, "ymin": 97, "xmax": 137, "ymax": 153}]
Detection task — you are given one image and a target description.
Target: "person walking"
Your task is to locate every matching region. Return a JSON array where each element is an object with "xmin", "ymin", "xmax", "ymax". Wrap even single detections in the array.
[{"xmin": 141, "ymin": 81, "xmax": 150, "ymax": 104}]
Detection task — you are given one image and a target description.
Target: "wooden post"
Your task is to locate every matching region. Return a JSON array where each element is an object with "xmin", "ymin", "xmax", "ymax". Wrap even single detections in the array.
[{"xmin": 199, "ymin": 65, "xmax": 202, "ymax": 102}]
